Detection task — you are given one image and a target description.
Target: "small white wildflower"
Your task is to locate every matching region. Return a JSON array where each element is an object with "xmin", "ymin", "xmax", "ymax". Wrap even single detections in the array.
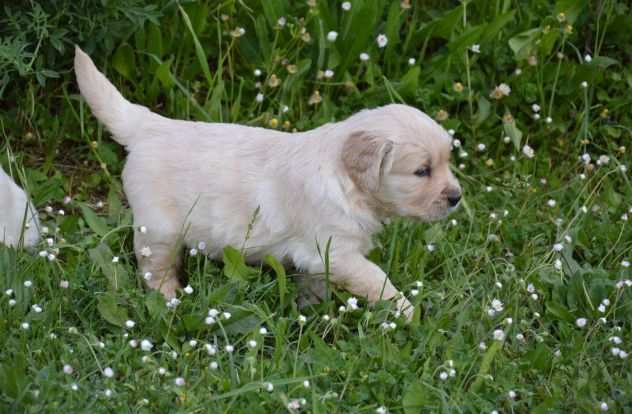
[
  {"xmin": 205, "ymin": 344, "xmax": 217, "ymax": 355},
  {"xmin": 477, "ymin": 143, "xmax": 486, "ymax": 152},
  {"xmin": 479, "ymin": 341, "xmax": 487, "ymax": 351},
  {"xmin": 346, "ymin": 297, "xmax": 359, "ymax": 310},
  {"xmin": 342, "ymin": 2, "xmax": 351, "ymax": 11},
  {"xmin": 508, "ymin": 390, "xmax": 517, "ymax": 399},
  {"xmin": 426, "ymin": 243, "xmax": 436, "ymax": 252},
  {"xmin": 248, "ymin": 340, "xmax": 257, "ymax": 348},
  {"xmin": 125, "ymin": 320, "xmax": 135, "ymax": 329},
  {"xmin": 140, "ymin": 339, "xmax": 153, "ymax": 352},
  {"xmin": 255, "ymin": 93, "xmax": 264, "ymax": 103},
  {"xmin": 410, "ymin": 289, "xmax": 419, "ymax": 297},
  {"xmin": 439, "ymin": 371, "xmax": 448, "ymax": 380},
  {"xmin": 598, "ymin": 304, "xmax": 606, "ymax": 313},
  {"xmin": 339, "ymin": 305, "xmax": 347, "ymax": 313},
  {"xmin": 209, "ymin": 361, "xmax": 219, "ymax": 370},
  {"xmin": 376, "ymin": 34, "xmax": 388, "ymax": 48},
  {"xmin": 516, "ymin": 333, "xmax": 525, "ymax": 341},
  {"xmin": 128, "ymin": 339, "xmax": 138, "ymax": 348},
  {"xmin": 259, "ymin": 327, "xmax": 268, "ymax": 335},
  {"xmin": 470, "ymin": 44, "xmax": 480, "ymax": 53},
  {"xmin": 254, "ymin": 69, "xmax": 262, "ymax": 77},
  {"xmin": 174, "ymin": 377, "xmax": 185, "ymax": 386},
  {"xmin": 103, "ymin": 367, "xmax": 114, "ymax": 378},
  {"xmin": 324, "ymin": 69, "xmax": 334, "ymax": 78},
  {"xmin": 59, "ymin": 280, "xmax": 69, "ymax": 289},
  {"xmin": 584, "ymin": 54, "xmax": 592, "ymax": 63},
  {"xmin": 452, "ymin": 139, "xmax": 461, "ymax": 148},
  {"xmin": 580, "ymin": 81, "xmax": 588, "ymax": 88},
  {"xmin": 222, "ymin": 312, "xmax": 231, "ymax": 320},
  {"xmin": 326, "ymin": 31, "xmax": 338, "ymax": 42},
  {"xmin": 277, "ymin": 16, "xmax": 286, "ymax": 27},
  {"xmin": 189, "ymin": 248, "xmax": 198, "ymax": 256},
  {"xmin": 63, "ymin": 364, "xmax": 73, "ymax": 375},
  {"xmin": 621, "ymin": 260, "xmax": 630, "ymax": 268},
  {"xmin": 375, "ymin": 406, "xmax": 387, "ymax": 414},
  {"xmin": 554, "ymin": 259, "xmax": 562, "ymax": 270},
  {"xmin": 547, "ymin": 199, "xmax": 557, "ymax": 207},
  {"xmin": 531, "ymin": 293, "xmax": 539, "ymax": 301},
  {"xmin": 264, "ymin": 382, "xmax": 274, "ymax": 392},
  {"xmin": 158, "ymin": 367, "xmax": 167, "ymax": 375},
  {"xmin": 602, "ymin": 298, "xmax": 610, "ymax": 306},
  {"xmin": 491, "ymin": 299, "xmax": 504, "ymax": 312},
  {"xmin": 522, "ymin": 144, "xmax": 535, "ymax": 158},
  {"xmin": 188, "ymin": 340, "xmax": 197, "ymax": 348},
  {"xmin": 493, "ymin": 329, "xmax": 505, "ymax": 341},
  {"xmin": 609, "ymin": 336, "xmax": 622, "ymax": 345},
  {"xmin": 32, "ymin": 304, "xmax": 42, "ymax": 313},
  {"xmin": 532, "ymin": 104, "xmax": 541, "ymax": 112},
  {"xmin": 359, "ymin": 52, "xmax": 370, "ymax": 61},
  {"xmin": 553, "ymin": 243, "xmax": 563, "ymax": 252},
  {"xmin": 225, "ymin": 344, "xmax": 234, "ymax": 353},
  {"xmin": 619, "ymin": 350, "xmax": 629, "ymax": 359},
  {"xmin": 600, "ymin": 401, "xmax": 608, "ymax": 412},
  {"xmin": 24, "ymin": 280, "xmax": 32, "ymax": 288},
  {"xmin": 408, "ymin": 57, "xmax": 416, "ymax": 65},
  {"xmin": 112, "ymin": 256, "xmax": 119, "ymax": 263},
  {"xmin": 104, "ymin": 389, "xmax": 113, "ymax": 397},
  {"xmin": 545, "ymin": 116, "xmax": 552, "ymax": 124},
  {"xmin": 183, "ymin": 285, "xmax": 194, "ymax": 295},
  {"xmin": 505, "ymin": 318, "xmax": 513, "ymax": 325},
  {"xmin": 70, "ymin": 383, "xmax": 78, "ymax": 391},
  {"xmin": 205, "ymin": 316, "xmax": 216, "ymax": 325},
  {"xmin": 575, "ymin": 318, "xmax": 587, "ymax": 328}
]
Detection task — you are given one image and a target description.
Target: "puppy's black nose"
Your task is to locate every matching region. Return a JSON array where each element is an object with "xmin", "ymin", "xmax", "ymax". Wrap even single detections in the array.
[{"xmin": 447, "ymin": 194, "xmax": 461, "ymax": 207}]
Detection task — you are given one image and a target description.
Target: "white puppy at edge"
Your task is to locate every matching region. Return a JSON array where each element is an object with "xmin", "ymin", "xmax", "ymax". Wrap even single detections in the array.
[
  {"xmin": 0, "ymin": 166, "xmax": 40, "ymax": 248},
  {"xmin": 74, "ymin": 46, "xmax": 461, "ymax": 320}
]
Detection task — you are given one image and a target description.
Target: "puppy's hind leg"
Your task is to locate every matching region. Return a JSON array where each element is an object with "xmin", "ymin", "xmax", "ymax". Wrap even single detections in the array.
[{"xmin": 134, "ymin": 229, "xmax": 183, "ymax": 299}]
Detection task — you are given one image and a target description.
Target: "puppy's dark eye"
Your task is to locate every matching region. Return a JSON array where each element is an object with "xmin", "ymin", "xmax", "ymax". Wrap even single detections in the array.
[{"xmin": 414, "ymin": 167, "xmax": 431, "ymax": 177}]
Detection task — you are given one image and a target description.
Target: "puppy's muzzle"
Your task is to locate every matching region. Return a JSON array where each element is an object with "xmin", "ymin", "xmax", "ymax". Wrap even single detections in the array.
[{"xmin": 444, "ymin": 187, "xmax": 462, "ymax": 207}]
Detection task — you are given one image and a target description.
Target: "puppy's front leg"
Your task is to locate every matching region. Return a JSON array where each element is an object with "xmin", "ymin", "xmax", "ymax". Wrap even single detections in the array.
[
  {"xmin": 135, "ymin": 232, "xmax": 182, "ymax": 299},
  {"xmin": 332, "ymin": 255, "xmax": 414, "ymax": 320}
]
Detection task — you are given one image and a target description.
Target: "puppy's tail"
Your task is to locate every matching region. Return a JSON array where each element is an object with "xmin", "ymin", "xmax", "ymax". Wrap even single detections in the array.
[{"xmin": 74, "ymin": 46, "xmax": 150, "ymax": 147}]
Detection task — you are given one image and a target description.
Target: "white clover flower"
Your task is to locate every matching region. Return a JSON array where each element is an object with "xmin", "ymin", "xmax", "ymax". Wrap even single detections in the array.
[
  {"xmin": 545, "ymin": 117, "xmax": 552, "ymax": 124},
  {"xmin": 376, "ymin": 34, "xmax": 388, "ymax": 48},
  {"xmin": 359, "ymin": 52, "xmax": 370, "ymax": 61},
  {"xmin": 514, "ymin": 68, "xmax": 522, "ymax": 75},
  {"xmin": 125, "ymin": 320, "xmax": 135, "ymax": 329},
  {"xmin": 59, "ymin": 280, "xmax": 69, "ymax": 289},
  {"xmin": 103, "ymin": 367, "xmax": 114, "ymax": 378},
  {"xmin": 338, "ymin": 305, "xmax": 347, "ymax": 313},
  {"xmin": 248, "ymin": 340, "xmax": 257, "ymax": 348},
  {"xmin": 602, "ymin": 299, "xmax": 610, "ymax": 306},
  {"xmin": 575, "ymin": 318, "xmax": 587, "ymax": 328},
  {"xmin": 491, "ymin": 299, "xmax": 504, "ymax": 312},
  {"xmin": 209, "ymin": 361, "xmax": 219, "ymax": 370},
  {"xmin": 408, "ymin": 57, "xmax": 416, "ymax": 65},
  {"xmin": 21, "ymin": 322, "xmax": 29, "ymax": 330},
  {"xmin": 584, "ymin": 54, "xmax": 592, "ymax": 63},
  {"xmin": 70, "ymin": 383, "xmax": 78, "ymax": 391},
  {"xmin": 189, "ymin": 248, "xmax": 198, "ymax": 256},
  {"xmin": 346, "ymin": 297, "xmax": 359, "ymax": 310},
  {"xmin": 324, "ymin": 69, "xmax": 334, "ymax": 78},
  {"xmin": 410, "ymin": 289, "xmax": 419, "ymax": 297},
  {"xmin": 38, "ymin": 250, "xmax": 47, "ymax": 258},
  {"xmin": 158, "ymin": 367, "xmax": 167, "ymax": 375},
  {"xmin": 609, "ymin": 336, "xmax": 622, "ymax": 345},
  {"xmin": 277, "ymin": 17, "xmax": 286, "ymax": 27},
  {"xmin": 205, "ymin": 344, "xmax": 217, "ymax": 355},
  {"xmin": 342, "ymin": 2, "xmax": 351, "ymax": 11},
  {"xmin": 259, "ymin": 327, "xmax": 268, "ymax": 335},
  {"xmin": 452, "ymin": 138, "xmax": 461, "ymax": 148},
  {"xmin": 375, "ymin": 406, "xmax": 387, "ymax": 414},
  {"xmin": 222, "ymin": 312, "xmax": 231, "ymax": 320},
  {"xmin": 32, "ymin": 304, "xmax": 42, "ymax": 313},
  {"xmin": 553, "ymin": 243, "xmax": 563, "ymax": 252},
  {"xmin": 554, "ymin": 259, "xmax": 562, "ymax": 270},
  {"xmin": 479, "ymin": 341, "xmax": 487, "ymax": 350},
  {"xmin": 477, "ymin": 143, "xmax": 486, "ymax": 152},
  {"xmin": 522, "ymin": 144, "xmax": 535, "ymax": 158},
  {"xmin": 547, "ymin": 199, "xmax": 557, "ymax": 207},
  {"xmin": 505, "ymin": 318, "xmax": 513, "ymax": 325},
  {"xmin": 448, "ymin": 368, "xmax": 456, "ymax": 377},
  {"xmin": 469, "ymin": 44, "xmax": 480, "ymax": 53},
  {"xmin": 24, "ymin": 280, "xmax": 32, "ymax": 288},
  {"xmin": 64, "ymin": 195, "xmax": 72, "ymax": 204},
  {"xmin": 63, "ymin": 364, "xmax": 73, "ymax": 375},
  {"xmin": 581, "ymin": 81, "xmax": 588, "ymax": 88},
  {"xmin": 188, "ymin": 340, "xmax": 197, "ymax": 348},
  {"xmin": 493, "ymin": 329, "xmax": 505, "ymax": 341},
  {"xmin": 487, "ymin": 308, "xmax": 496, "ymax": 317},
  {"xmin": 166, "ymin": 298, "xmax": 181, "ymax": 309},
  {"xmin": 619, "ymin": 350, "xmax": 629, "ymax": 359},
  {"xmin": 104, "ymin": 389, "xmax": 113, "ymax": 397},
  {"xmin": 322, "ymin": 314, "xmax": 331, "ymax": 321},
  {"xmin": 288, "ymin": 399, "xmax": 301, "ymax": 411},
  {"xmin": 531, "ymin": 104, "xmax": 541, "ymax": 112},
  {"xmin": 426, "ymin": 244, "xmax": 436, "ymax": 252},
  {"xmin": 141, "ymin": 339, "xmax": 153, "ymax": 352},
  {"xmin": 256, "ymin": 93, "xmax": 264, "ymax": 103},
  {"xmin": 598, "ymin": 304, "xmax": 606, "ymax": 313},
  {"xmin": 183, "ymin": 285, "xmax": 194, "ymax": 295},
  {"xmin": 174, "ymin": 377, "xmax": 185, "ymax": 386},
  {"xmin": 439, "ymin": 371, "xmax": 448, "ymax": 380},
  {"xmin": 264, "ymin": 382, "xmax": 274, "ymax": 392},
  {"xmin": 326, "ymin": 31, "xmax": 338, "ymax": 42},
  {"xmin": 600, "ymin": 402, "xmax": 608, "ymax": 412},
  {"xmin": 205, "ymin": 316, "xmax": 216, "ymax": 325},
  {"xmin": 508, "ymin": 390, "xmax": 517, "ymax": 399},
  {"xmin": 621, "ymin": 260, "xmax": 630, "ymax": 268},
  {"xmin": 254, "ymin": 69, "xmax": 262, "ymax": 77},
  {"xmin": 112, "ymin": 256, "xmax": 119, "ymax": 263},
  {"xmin": 225, "ymin": 344, "xmax": 234, "ymax": 353},
  {"xmin": 516, "ymin": 333, "xmax": 525, "ymax": 341},
  {"xmin": 128, "ymin": 339, "xmax": 138, "ymax": 348}
]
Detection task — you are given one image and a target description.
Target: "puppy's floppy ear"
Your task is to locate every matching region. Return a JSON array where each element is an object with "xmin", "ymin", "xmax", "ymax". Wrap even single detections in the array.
[{"xmin": 342, "ymin": 131, "xmax": 393, "ymax": 193}]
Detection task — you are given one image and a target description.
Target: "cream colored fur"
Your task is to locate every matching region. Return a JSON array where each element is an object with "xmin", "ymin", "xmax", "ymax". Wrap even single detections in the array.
[
  {"xmin": 0, "ymin": 165, "xmax": 40, "ymax": 248},
  {"xmin": 74, "ymin": 46, "xmax": 461, "ymax": 320}
]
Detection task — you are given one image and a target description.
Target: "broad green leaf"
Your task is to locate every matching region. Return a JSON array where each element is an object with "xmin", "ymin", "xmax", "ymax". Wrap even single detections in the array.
[
  {"xmin": 97, "ymin": 293, "xmax": 128, "ymax": 327},
  {"xmin": 508, "ymin": 28, "xmax": 540, "ymax": 60},
  {"xmin": 503, "ymin": 112, "xmax": 523, "ymax": 151},
  {"xmin": 112, "ymin": 43, "xmax": 135, "ymax": 80},
  {"xmin": 79, "ymin": 203, "xmax": 109, "ymax": 237},
  {"xmin": 397, "ymin": 66, "xmax": 420, "ymax": 98},
  {"xmin": 402, "ymin": 381, "xmax": 427, "ymax": 414},
  {"xmin": 475, "ymin": 96, "xmax": 491, "ymax": 126},
  {"xmin": 546, "ymin": 301, "xmax": 574, "ymax": 323},
  {"xmin": 481, "ymin": 10, "xmax": 516, "ymax": 43},
  {"xmin": 418, "ymin": 5, "xmax": 463, "ymax": 40},
  {"xmin": 146, "ymin": 22, "xmax": 163, "ymax": 58},
  {"xmin": 470, "ymin": 340, "xmax": 502, "ymax": 392},
  {"xmin": 223, "ymin": 246, "xmax": 255, "ymax": 283},
  {"xmin": 265, "ymin": 255, "xmax": 287, "ymax": 309}
]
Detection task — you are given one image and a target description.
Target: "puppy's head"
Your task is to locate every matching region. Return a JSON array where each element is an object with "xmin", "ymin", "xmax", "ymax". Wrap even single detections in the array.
[{"xmin": 342, "ymin": 104, "xmax": 461, "ymax": 221}]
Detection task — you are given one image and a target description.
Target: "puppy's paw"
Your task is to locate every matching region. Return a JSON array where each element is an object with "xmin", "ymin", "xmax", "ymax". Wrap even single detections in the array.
[
  {"xmin": 394, "ymin": 295, "xmax": 414, "ymax": 322},
  {"xmin": 159, "ymin": 278, "xmax": 182, "ymax": 300}
]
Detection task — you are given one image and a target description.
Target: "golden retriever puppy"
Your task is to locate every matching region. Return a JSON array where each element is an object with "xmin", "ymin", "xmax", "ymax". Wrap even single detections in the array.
[
  {"xmin": 74, "ymin": 46, "xmax": 461, "ymax": 319},
  {"xmin": 0, "ymin": 165, "xmax": 40, "ymax": 247}
]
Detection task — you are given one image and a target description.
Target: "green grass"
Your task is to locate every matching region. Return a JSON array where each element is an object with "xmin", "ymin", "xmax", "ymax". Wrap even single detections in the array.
[{"xmin": 2, "ymin": 0, "xmax": 632, "ymax": 412}]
